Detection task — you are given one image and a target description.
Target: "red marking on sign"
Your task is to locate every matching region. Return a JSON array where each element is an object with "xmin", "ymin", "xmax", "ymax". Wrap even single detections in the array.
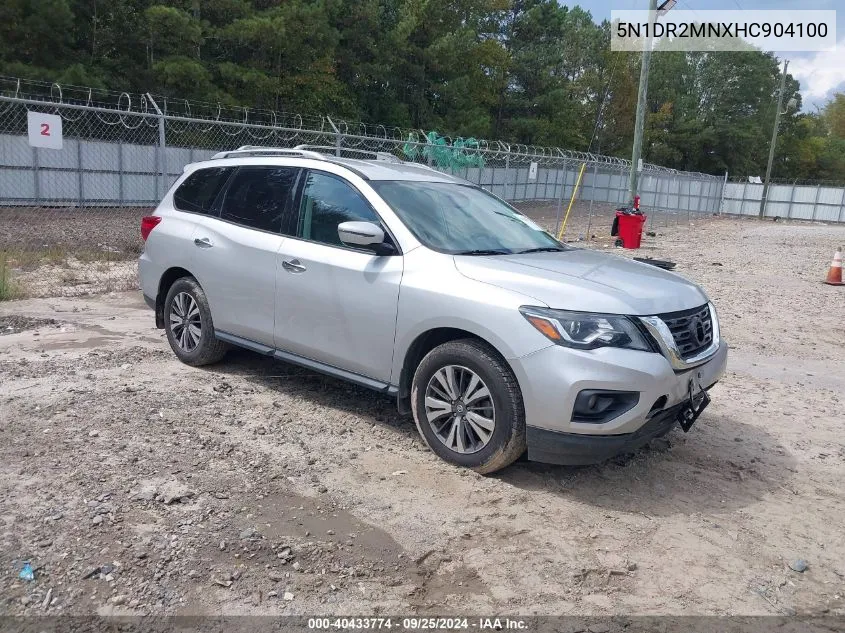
[{"xmin": 40, "ymin": 123, "xmax": 50, "ymax": 136}]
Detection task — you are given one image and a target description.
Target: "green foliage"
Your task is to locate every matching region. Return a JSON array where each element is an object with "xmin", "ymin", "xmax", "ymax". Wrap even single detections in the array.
[
  {"xmin": 0, "ymin": 0, "xmax": 838, "ymax": 180},
  {"xmin": 824, "ymin": 94, "xmax": 845, "ymax": 139},
  {"xmin": 778, "ymin": 98, "xmax": 845, "ymax": 181},
  {"xmin": 144, "ymin": 5, "xmax": 202, "ymax": 62}
]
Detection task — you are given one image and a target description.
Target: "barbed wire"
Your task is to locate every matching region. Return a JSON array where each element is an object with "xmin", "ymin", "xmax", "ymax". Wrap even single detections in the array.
[{"xmin": 0, "ymin": 75, "xmax": 722, "ymax": 178}]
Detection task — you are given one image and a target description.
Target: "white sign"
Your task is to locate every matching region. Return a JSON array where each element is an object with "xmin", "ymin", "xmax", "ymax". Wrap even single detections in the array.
[
  {"xmin": 27, "ymin": 111, "xmax": 63, "ymax": 149},
  {"xmin": 611, "ymin": 10, "xmax": 836, "ymax": 53},
  {"xmin": 528, "ymin": 162, "xmax": 538, "ymax": 181}
]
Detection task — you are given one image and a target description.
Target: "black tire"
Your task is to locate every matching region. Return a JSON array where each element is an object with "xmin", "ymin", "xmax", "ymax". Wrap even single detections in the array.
[
  {"xmin": 163, "ymin": 277, "xmax": 228, "ymax": 366},
  {"xmin": 411, "ymin": 338, "xmax": 526, "ymax": 474}
]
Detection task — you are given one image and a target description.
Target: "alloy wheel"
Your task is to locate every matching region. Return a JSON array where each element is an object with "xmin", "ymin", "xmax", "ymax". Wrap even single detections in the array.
[
  {"xmin": 169, "ymin": 292, "xmax": 202, "ymax": 352},
  {"xmin": 424, "ymin": 365, "xmax": 496, "ymax": 454}
]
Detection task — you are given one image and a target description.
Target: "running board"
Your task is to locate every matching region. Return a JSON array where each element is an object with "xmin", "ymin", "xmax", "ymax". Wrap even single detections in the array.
[{"xmin": 215, "ymin": 330, "xmax": 397, "ymax": 395}]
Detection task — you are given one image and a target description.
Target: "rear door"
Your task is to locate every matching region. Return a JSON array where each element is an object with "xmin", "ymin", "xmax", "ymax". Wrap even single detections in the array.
[
  {"xmin": 160, "ymin": 165, "xmax": 234, "ymax": 282},
  {"xmin": 190, "ymin": 165, "xmax": 298, "ymax": 346},
  {"xmin": 274, "ymin": 170, "xmax": 403, "ymax": 383}
]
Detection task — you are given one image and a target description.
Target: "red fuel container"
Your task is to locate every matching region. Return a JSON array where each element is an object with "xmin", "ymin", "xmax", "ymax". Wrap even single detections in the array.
[{"xmin": 615, "ymin": 211, "xmax": 647, "ymax": 249}]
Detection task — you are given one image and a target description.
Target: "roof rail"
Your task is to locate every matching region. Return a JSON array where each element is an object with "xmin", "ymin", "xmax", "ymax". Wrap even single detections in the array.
[
  {"xmin": 211, "ymin": 145, "xmax": 327, "ymax": 160},
  {"xmin": 293, "ymin": 145, "xmax": 403, "ymax": 164}
]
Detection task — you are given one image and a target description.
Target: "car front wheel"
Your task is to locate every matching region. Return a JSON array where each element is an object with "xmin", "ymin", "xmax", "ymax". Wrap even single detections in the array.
[
  {"xmin": 411, "ymin": 339, "xmax": 526, "ymax": 474},
  {"xmin": 163, "ymin": 277, "xmax": 228, "ymax": 366}
]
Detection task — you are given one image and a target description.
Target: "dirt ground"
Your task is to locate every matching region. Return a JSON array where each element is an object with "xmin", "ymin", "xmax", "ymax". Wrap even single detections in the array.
[
  {"xmin": 1, "ymin": 217, "xmax": 845, "ymax": 618},
  {"xmin": 0, "ymin": 207, "xmax": 147, "ymax": 298}
]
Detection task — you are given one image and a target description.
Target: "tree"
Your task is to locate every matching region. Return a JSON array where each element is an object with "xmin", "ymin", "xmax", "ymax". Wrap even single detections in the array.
[
  {"xmin": 824, "ymin": 94, "xmax": 845, "ymax": 139},
  {"xmin": 0, "ymin": 0, "xmax": 75, "ymax": 71}
]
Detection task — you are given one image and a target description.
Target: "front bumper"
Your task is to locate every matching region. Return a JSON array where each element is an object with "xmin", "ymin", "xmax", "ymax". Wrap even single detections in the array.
[
  {"xmin": 526, "ymin": 398, "xmax": 703, "ymax": 466},
  {"xmin": 510, "ymin": 340, "xmax": 728, "ymax": 465}
]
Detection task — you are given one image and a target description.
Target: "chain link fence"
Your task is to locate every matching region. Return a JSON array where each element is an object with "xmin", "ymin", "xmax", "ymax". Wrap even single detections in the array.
[{"xmin": 0, "ymin": 78, "xmax": 725, "ymax": 299}]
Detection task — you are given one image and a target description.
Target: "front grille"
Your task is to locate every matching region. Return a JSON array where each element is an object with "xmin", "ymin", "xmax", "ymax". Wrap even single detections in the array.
[{"xmin": 658, "ymin": 304, "xmax": 713, "ymax": 359}]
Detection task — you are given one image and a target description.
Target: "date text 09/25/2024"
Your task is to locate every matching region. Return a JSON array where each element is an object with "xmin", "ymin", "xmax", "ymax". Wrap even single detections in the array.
[{"xmin": 307, "ymin": 618, "xmax": 528, "ymax": 630}]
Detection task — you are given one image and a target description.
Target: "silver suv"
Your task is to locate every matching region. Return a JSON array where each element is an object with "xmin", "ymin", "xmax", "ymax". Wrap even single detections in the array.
[{"xmin": 139, "ymin": 146, "xmax": 727, "ymax": 473}]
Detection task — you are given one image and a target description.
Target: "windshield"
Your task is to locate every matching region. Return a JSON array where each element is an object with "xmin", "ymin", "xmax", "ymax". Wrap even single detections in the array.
[{"xmin": 371, "ymin": 181, "xmax": 564, "ymax": 255}]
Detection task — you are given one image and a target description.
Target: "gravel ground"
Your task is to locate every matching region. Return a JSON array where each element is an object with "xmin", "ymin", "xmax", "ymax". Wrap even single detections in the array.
[
  {"xmin": 1, "ymin": 217, "xmax": 845, "ymax": 618},
  {"xmin": 0, "ymin": 206, "xmax": 147, "ymax": 298}
]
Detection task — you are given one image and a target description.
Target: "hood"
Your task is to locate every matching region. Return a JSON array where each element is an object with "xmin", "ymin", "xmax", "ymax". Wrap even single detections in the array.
[{"xmin": 454, "ymin": 248, "xmax": 707, "ymax": 315}]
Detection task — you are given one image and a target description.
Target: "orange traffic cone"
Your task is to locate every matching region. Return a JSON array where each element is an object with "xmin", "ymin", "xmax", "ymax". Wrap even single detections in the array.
[{"xmin": 825, "ymin": 248, "xmax": 843, "ymax": 286}]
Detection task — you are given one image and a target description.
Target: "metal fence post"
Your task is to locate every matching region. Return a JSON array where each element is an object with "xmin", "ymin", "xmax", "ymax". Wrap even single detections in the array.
[
  {"xmin": 783, "ymin": 180, "xmax": 796, "ymax": 219},
  {"xmin": 118, "ymin": 141, "xmax": 124, "ymax": 207},
  {"xmin": 694, "ymin": 177, "xmax": 704, "ymax": 221},
  {"xmin": 655, "ymin": 174, "xmax": 669, "ymax": 231},
  {"xmin": 811, "ymin": 184, "xmax": 822, "ymax": 221},
  {"xmin": 33, "ymin": 147, "xmax": 40, "ymax": 206},
  {"xmin": 543, "ymin": 163, "xmax": 550, "ymax": 200},
  {"xmin": 146, "ymin": 93, "xmax": 167, "ymax": 199},
  {"xmin": 504, "ymin": 153, "xmax": 511, "ymax": 201},
  {"xmin": 554, "ymin": 162, "xmax": 567, "ymax": 236},
  {"xmin": 586, "ymin": 164, "xmax": 598, "ymax": 238},
  {"xmin": 76, "ymin": 139, "xmax": 84, "ymax": 209},
  {"xmin": 670, "ymin": 176, "xmax": 678, "ymax": 227},
  {"xmin": 717, "ymin": 172, "xmax": 728, "ymax": 215},
  {"xmin": 838, "ymin": 187, "xmax": 845, "ymax": 223},
  {"xmin": 739, "ymin": 179, "xmax": 749, "ymax": 216},
  {"xmin": 698, "ymin": 178, "xmax": 708, "ymax": 218},
  {"xmin": 326, "ymin": 116, "xmax": 342, "ymax": 156},
  {"xmin": 158, "ymin": 116, "xmax": 166, "ymax": 198}
]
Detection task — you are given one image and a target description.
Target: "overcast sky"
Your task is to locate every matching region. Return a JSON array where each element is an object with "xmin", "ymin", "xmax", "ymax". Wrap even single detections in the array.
[{"xmin": 573, "ymin": 0, "xmax": 843, "ymax": 112}]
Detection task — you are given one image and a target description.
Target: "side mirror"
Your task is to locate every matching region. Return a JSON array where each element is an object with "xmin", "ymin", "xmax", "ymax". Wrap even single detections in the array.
[{"xmin": 338, "ymin": 221, "xmax": 386, "ymax": 248}]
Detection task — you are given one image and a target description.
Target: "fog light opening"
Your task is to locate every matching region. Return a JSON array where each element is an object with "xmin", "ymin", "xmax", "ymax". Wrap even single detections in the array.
[{"xmin": 572, "ymin": 390, "xmax": 639, "ymax": 424}]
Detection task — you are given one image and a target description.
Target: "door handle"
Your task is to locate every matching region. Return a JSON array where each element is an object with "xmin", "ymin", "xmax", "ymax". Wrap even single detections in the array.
[
  {"xmin": 282, "ymin": 258, "xmax": 307, "ymax": 273},
  {"xmin": 194, "ymin": 237, "xmax": 213, "ymax": 248}
]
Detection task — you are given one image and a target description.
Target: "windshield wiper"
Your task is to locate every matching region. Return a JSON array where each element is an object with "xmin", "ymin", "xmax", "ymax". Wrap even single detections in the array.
[
  {"xmin": 453, "ymin": 249, "xmax": 511, "ymax": 256},
  {"xmin": 515, "ymin": 247, "xmax": 565, "ymax": 254}
]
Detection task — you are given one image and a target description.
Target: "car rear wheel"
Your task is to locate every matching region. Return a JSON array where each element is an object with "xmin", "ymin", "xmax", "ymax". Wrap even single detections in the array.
[
  {"xmin": 163, "ymin": 277, "xmax": 228, "ymax": 366},
  {"xmin": 411, "ymin": 339, "xmax": 526, "ymax": 474}
]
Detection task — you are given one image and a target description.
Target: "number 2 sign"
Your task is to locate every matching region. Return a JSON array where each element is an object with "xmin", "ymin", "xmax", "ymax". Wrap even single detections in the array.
[{"xmin": 27, "ymin": 111, "xmax": 63, "ymax": 150}]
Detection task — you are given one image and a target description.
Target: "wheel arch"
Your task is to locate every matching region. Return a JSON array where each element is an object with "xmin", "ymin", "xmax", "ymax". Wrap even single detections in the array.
[
  {"xmin": 155, "ymin": 266, "xmax": 195, "ymax": 328},
  {"xmin": 396, "ymin": 327, "xmax": 516, "ymax": 415}
]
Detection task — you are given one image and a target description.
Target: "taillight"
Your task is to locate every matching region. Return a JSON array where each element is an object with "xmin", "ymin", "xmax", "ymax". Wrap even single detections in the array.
[{"xmin": 141, "ymin": 216, "xmax": 161, "ymax": 241}]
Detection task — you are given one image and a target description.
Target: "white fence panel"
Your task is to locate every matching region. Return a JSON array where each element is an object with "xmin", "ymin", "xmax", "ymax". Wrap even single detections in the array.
[{"xmin": 722, "ymin": 181, "xmax": 845, "ymax": 222}]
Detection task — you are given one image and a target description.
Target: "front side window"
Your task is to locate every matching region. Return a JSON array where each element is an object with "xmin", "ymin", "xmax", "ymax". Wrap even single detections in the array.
[
  {"xmin": 173, "ymin": 167, "xmax": 233, "ymax": 215},
  {"xmin": 371, "ymin": 181, "xmax": 563, "ymax": 255},
  {"xmin": 219, "ymin": 166, "xmax": 297, "ymax": 233},
  {"xmin": 297, "ymin": 171, "xmax": 382, "ymax": 247}
]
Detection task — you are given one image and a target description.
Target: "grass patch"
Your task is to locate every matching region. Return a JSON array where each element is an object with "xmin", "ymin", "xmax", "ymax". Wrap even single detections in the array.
[
  {"xmin": 0, "ymin": 247, "xmax": 136, "ymax": 270},
  {"xmin": 0, "ymin": 252, "xmax": 24, "ymax": 300}
]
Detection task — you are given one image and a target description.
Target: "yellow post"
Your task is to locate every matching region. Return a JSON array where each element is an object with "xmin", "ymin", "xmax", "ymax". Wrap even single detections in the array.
[{"xmin": 557, "ymin": 162, "xmax": 587, "ymax": 241}]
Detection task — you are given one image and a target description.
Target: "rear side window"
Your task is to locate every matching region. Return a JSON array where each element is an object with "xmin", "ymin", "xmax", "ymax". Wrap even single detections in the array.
[
  {"xmin": 173, "ymin": 167, "xmax": 233, "ymax": 215},
  {"xmin": 220, "ymin": 167, "xmax": 297, "ymax": 233}
]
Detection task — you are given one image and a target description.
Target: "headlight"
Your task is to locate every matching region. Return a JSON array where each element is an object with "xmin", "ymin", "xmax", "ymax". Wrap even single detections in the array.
[{"xmin": 519, "ymin": 307, "xmax": 653, "ymax": 351}]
